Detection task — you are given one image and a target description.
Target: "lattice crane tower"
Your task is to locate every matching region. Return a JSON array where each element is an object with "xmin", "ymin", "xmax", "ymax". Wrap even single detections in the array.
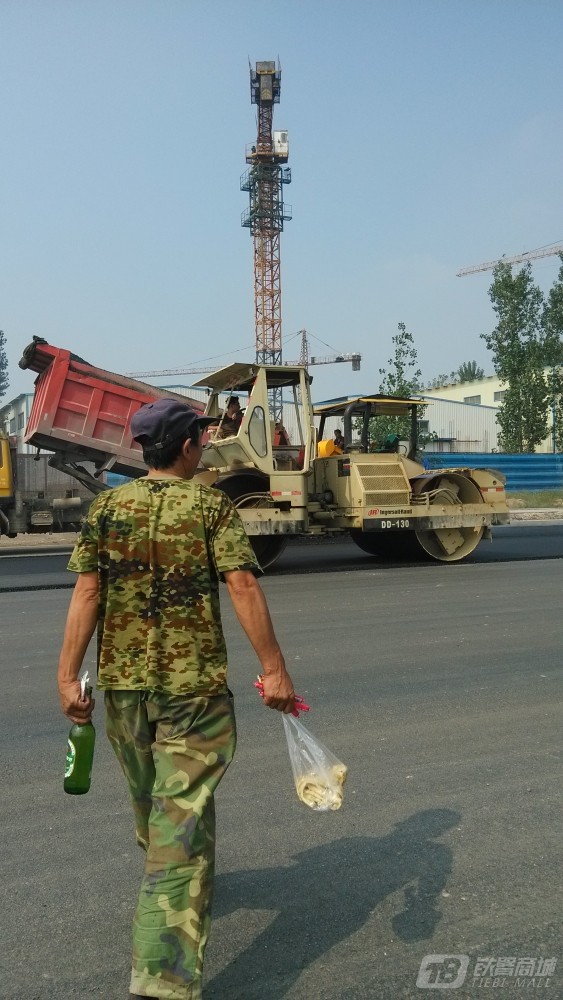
[
  {"xmin": 241, "ymin": 60, "xmax": 292, "ymax": 422},
  {"xmin": 457, "ymin": 243, "xmax": 563, "ymax": 276}
]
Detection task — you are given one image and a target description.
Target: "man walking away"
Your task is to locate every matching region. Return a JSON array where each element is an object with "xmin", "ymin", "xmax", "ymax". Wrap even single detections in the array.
[{"xmin": 57, "ymin": 398, "xmax": 297, "ymax": 1000}]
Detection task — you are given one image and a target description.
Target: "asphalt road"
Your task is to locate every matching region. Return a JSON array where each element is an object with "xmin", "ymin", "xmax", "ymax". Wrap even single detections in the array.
[
  {"xmin": 1, "ymin": 523, "xmax": 563, "ymax": 591},
  {"xmin": 1, "ymin": 556, "xmax": 561, "ymax": 999}
]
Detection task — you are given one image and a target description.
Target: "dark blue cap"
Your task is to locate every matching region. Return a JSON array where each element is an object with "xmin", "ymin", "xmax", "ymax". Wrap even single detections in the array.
[{"xmin": 131, "ymin": 398, "xmax": 217, "ymax": 449}]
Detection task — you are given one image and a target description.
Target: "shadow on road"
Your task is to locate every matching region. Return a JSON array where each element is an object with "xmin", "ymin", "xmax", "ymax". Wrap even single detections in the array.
[{"xmin": 207, "ymin": 807, "xmax": 461, "ymax": 998}]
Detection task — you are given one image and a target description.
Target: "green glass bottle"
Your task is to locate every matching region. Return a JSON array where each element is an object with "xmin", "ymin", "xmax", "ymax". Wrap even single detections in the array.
[
  {"xmin": 64, "ymin": 672, "xmax": 95, "ymax": 795},
  {"xmin": 64, "ymin": 720, "xmax": 96, "ymax": 794}
]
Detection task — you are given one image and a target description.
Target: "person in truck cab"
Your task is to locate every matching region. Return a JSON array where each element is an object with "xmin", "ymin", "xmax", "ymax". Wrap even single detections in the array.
[
  {"xmin": 333, "ymin": 428, "xmax": 345, "ymax": 451},
  {"xmin": 216, "ymin": 395, "xmax": 243, "ymax": 438}
]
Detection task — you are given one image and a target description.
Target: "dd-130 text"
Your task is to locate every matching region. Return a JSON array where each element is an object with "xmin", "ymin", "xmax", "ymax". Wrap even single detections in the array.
[{"xmin": 373, "ymin": 518, "xmax": 411, "ymax": 529}]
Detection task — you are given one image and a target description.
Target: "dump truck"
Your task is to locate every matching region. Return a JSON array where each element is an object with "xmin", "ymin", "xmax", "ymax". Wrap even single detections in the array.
[
  {"xmin": 17, "ymin": 337, "xmax": 510, "ymax": 565},
  {"xmin": 18, "ymin": 336, "xmax": 204, "ymax": 485},
  {"xmin": 0, "ymin": 430, "xmax": 92, "ymax": 536},
  {"xmin": 1, "ymin": 337, "xmax": 204, "ymax": 540}
]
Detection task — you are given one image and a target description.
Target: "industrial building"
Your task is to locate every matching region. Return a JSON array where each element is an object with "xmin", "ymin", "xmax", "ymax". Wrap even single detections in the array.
[
  {"xmin": 419, "ymin": 395, "xmax": 500, "ymax": 452},
  {"xmin": 424, "ymin": 373, "xmax": 557, "ymax": 453}
]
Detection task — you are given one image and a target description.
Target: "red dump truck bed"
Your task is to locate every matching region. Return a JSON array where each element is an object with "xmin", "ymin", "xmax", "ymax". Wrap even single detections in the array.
[{"xmin": 19, "ymin": 338, "xmax": 204, "ymax": 479}]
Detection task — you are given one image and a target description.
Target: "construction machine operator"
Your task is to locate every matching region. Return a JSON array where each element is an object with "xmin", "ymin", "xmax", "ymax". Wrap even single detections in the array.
[{"xmin": 216, "ymin": 395, "xmax": 243, "ymax": 438}]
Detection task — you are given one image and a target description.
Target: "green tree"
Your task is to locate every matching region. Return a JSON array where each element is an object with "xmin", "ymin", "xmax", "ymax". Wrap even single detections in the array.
[
  {"xmin": 369, "ymin": 322, "xmax": 424, "ymax": 445},
  {"xmin": 482, "ymin": 263, "xmax": 548, "ymax": 452},
  {"xmin": 0, "ymin": 331, "xmax": 8, "ymax": 402},
  {"xmin": 424, "ymin": 361, "xmax": 484, "ymax": 389},
  {"xmin": 425, "ymin": 371, "xmax": 457, "ymax": 389},
  {"xmin": 378, "ymin": 321, "xmax": 422, "ymax": 396},
  {"xmin": 541, "ymin": 257, "xmax": 563, "ymax": 450},
  {"xmin": 456, "ymin": 360, "xmax": 484, "ymax": 382}
]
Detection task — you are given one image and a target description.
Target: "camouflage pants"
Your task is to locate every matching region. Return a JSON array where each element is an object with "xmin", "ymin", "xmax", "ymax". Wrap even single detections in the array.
[{"xmin": 105, "ymin": 689, "xmax": 236, "ymax": 1000}]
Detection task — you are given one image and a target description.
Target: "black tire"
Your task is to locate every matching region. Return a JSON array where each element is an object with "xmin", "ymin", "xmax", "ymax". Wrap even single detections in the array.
[
  {"xmin": 247, "ymin": 534, "xmax": 289, "ymax": 569},
  {"xmin": 349, "ymin": 529, "xmax": 423, "ymax": 560},
  {"xmin": 213, "ymin": 472, "xmax": 269, "ymax": 501},
  {"xmin": 213, "ymin": 473, "xmax": 287, "ymax": 569}
]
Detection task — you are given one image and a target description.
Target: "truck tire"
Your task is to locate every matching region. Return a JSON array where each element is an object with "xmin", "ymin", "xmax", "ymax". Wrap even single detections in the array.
[{"xmin": 213, "ymin": 472, "xmax": 288, "ymax": 569}]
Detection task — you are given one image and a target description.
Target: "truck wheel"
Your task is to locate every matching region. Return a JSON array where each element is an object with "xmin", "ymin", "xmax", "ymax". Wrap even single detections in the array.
[
  {"xmin": 213, "ymin": 473, "xmax": 288, "ymax": 569},
  {"xmin": 248, "ymin": 534, "xmax": 289, "ymax": 569}
]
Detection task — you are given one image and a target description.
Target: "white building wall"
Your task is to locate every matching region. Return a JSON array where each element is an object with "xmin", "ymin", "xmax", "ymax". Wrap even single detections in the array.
[
  {"xmin": 0, "ymin": 393, "xmax": 36, "ymax": 453},
  {"xmin": 425, "ymin": 371, "xmax": 556, "ymax": 453},
  {"xmin": 425, "ymin": 375, "xmax": 504, "ymax": 408}
]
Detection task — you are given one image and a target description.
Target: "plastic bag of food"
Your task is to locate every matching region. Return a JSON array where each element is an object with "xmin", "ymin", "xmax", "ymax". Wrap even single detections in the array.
[{"xmin": 282, "ymin": 714, "xmax": 348, "ymax": 811}]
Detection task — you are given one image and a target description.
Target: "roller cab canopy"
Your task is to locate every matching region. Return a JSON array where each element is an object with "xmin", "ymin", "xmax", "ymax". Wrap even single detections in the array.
[
  {"xmin": 314, "ymin": 394, "xmax": 430, "ymax": 458},
  {"xmin": 313, "ymin": 394, "xmax": 429, "ymax": 418},
  {"xmin": 192, "ymin": 362, "xmax": 315, "ymax": 478},
  {"xmin": 192, "ymin": 363, "xmax": 307, "ymax": 392}
]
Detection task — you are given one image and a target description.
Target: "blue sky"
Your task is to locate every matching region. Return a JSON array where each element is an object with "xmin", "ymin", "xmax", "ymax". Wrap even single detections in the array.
[{"xmin": 2, "ymin": 0, "xmax": 563, "ymax": 403}]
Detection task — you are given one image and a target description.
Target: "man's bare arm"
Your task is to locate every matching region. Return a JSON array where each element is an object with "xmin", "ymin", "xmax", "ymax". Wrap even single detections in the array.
[
  {"xmin": 224, "ymin": 569, "xmax": 296, "ymax": 713},
  {"xmin": 58, "ymin": 571, "xmax": 99, "ymax": 724}
]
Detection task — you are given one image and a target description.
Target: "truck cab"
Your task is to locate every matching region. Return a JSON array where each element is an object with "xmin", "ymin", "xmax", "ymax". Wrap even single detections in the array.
[
  {"xmin": 0, "ymin": 434, "xmax": 22, "ymax": 537},
  {"xmin": 0, "ymin": 433, "xmax": 15, "ymax": 503}
]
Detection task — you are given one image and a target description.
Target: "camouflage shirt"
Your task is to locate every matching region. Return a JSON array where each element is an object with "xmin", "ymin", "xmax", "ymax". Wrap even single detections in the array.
[{"xmin": 68, "ymin": 477, "xmax": 259, "ymax": 695}]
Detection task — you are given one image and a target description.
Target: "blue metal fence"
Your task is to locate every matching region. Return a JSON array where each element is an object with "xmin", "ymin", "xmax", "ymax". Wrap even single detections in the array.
[
  {"xmin": 425, "ymin": 453, "xmax": 563, "ymax": 492},
  {"xmin": 106, "ymin": 473, "xmax": 131, "ymax": 488},
  {"xmin": 107, "ymin": 456, "xmax": 563, "ymax": 494}
]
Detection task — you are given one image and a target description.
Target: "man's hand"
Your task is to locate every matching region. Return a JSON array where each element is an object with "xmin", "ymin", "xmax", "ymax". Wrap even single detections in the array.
[
  {"xmin": 58, "ymin": 571, "xmax": 98, "ymax": 723},
  {"xmin": 261, "ymin": 668, "xmax": 296, "ymax": 714},
  {"xmin": 59, "ymin": 680, "xmax": 95, "ymax": 725}
]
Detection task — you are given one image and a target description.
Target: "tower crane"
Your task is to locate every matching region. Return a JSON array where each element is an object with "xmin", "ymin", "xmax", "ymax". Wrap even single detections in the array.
[
  {"xmin": 240, "ymin": 60, "xmax": 291, "ymax": 423},
  {"xmin": 457, "ymin": 242, "xmax": 563, "ymax": 276},
  {"xmin": 128, "ymin": 70, "xmax": 364, "ymax": 388},
  {"xmin": 294, "ymin": 329, "xmax": 361, "ymax": 370},
  {"xmin": 127, "ymin": 332, "xmax": 361, "ymax": 379}
]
